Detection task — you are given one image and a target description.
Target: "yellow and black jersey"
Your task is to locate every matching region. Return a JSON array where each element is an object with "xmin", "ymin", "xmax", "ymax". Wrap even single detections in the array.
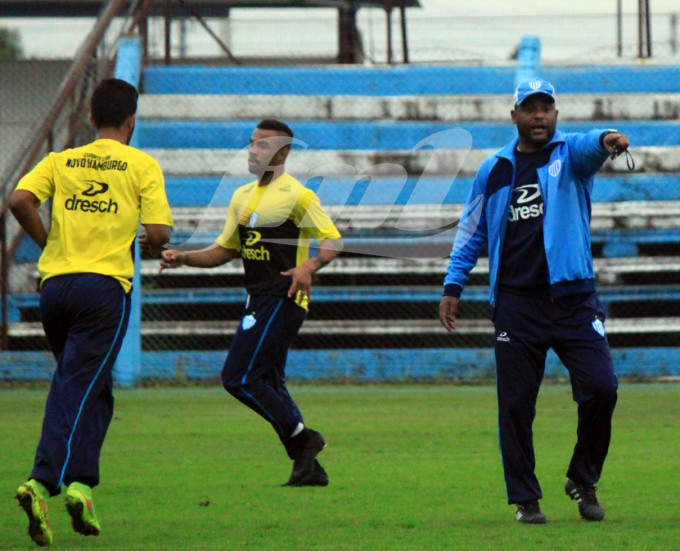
[
  {"xmin": 16, "ymin": 139, "xmax": 173, "ymax": 292},
  {"xmin": 216, "ymin": 173, "xmax": 341, "ymax": 309}
]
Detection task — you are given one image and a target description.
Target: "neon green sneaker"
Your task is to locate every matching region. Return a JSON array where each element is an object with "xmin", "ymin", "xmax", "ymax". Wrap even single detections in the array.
[
  {"xmin": 16, "ymin": 479, "xmax": 53, "ymax": 547},
  {"xmin": 64, "ymin": 482, "xmax": 100, "ymax": 536}
]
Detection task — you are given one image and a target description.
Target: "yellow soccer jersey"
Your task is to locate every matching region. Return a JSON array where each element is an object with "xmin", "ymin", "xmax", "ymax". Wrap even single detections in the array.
[
  {"xmin": 216, "ymin": 173, "xmax": 341, "ymax": 309},
  {"xmin": 16, "ymin": 138, "xmax": 173, "ymax": 292}
]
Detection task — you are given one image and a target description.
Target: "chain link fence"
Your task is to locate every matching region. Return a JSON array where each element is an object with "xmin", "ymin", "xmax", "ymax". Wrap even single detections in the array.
[
  {"xmin": 1, "ymin": 10, "xmax": 680, "ymax": 379},
  {"xmin": 1, "ymin": 58, "xmax": 104, "ymax": 354}
]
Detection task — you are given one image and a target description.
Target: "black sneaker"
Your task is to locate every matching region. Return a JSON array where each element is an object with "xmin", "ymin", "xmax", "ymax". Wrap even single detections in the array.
[
  {"xmin": 282, "ymin": 428, "xmax": 326, "ymax": 486},
  {"xmin": 515, "ymin": 501, "xmax": 546, "ymax": 524},
  {"xmin": 282, "ymin": 460, "xmax": 329, "ymax": 487},
  {"xmin": 565, "ymin": 479, "xmax": 605, "ymax": 521}
]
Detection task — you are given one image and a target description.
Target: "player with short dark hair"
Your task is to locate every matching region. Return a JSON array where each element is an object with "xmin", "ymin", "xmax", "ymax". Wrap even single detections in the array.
[
  {"xmin": 160, "ymin": 119, "xmax": 342, "ymax": 487},
  {"xmin": 10, "ymin": 77, "xmax": 173, "ymax": 546},
  {"xmin": 89, "ymin": 78, "xmax": 138, "ymax": 129},
  {"xmin": 256, "ymin": 118, "xmax": 294, "ymax": 138},
  {"xmin": 439, "ymin": 79, "xmax": 630, "ymax": 524}
]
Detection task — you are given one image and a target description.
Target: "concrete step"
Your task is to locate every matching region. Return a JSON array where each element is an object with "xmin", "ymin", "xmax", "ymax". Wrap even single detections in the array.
[
  {"xmin": 139, "ymin": 93, "xmax": 680, "ymax": 123},
  {"xmin": 146, "ymin": 145, "xmax": 680, "ymax": 177}
]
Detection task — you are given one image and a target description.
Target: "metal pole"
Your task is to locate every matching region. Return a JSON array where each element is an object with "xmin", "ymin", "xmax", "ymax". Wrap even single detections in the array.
[
  {"xmin": 399, "ymin": 1, "xmax": 409, "ymax": 64},
  {"xmin": 386, "ymin": 3, "xmax": 393, "ymax": 64},
  {"xmin": 1, "ymin": 213, "xmax": 8, "ymax": 350},
  {"xmin": 638, "ymin": 0, "xmax": 644, "ymax": 58},
  {"xmin": 616, "ymin": 0, "xmax": 623, "ymax": 57},
  {"xmin": 645, "ymin": 0, "xmax": 652, "ymax": 57},
  {"xmin": 139, "ymin": 8, "xmax": 149, "ymax": 65},
  {"xmin": 164, "ymin": 0, "xmax": 172, "ymax": 65}
]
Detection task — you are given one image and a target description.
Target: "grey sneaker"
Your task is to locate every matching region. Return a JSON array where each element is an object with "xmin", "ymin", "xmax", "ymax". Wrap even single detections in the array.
[
  {"xmin": 515, "ymin": 501, "xmax": 546, "ymax": 524},
  {"xmin": 565, "ymin": 479, "xmax": 605, "ymax": 521}
]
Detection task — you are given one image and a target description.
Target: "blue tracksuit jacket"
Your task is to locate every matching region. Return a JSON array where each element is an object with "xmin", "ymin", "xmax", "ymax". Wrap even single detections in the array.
[{"xmin": 443, "ymin": 129, "xmax": 612, "ymax": 307}]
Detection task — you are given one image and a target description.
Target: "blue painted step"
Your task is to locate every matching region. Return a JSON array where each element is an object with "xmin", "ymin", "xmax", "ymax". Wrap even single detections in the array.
[
  {"xmin": 136, "ymin": 120, "xmax": 680, "ymax": 150},
  {"xmin": 13, "ymin": 174, "xmax": 680, "ymax": 263},
  {"xmin": 162, "ymin": 174, "xmax": 680, "ymax": 208},
  {"xmin": 8, "ymin": 285, "xmax": 680, "ymax": 322},
  {"xmin": 143, "ymin": 65, "xmax": 680, "ymax": 96},
  {"xmin": 3, "ymin": 348, "xmax": 680, "ymax": 381}
]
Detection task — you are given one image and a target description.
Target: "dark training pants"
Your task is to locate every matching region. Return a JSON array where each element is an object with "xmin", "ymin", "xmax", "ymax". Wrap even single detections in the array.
[
  {"xmin": 493, "ymin": 291, "xmax": 618, "ymax": 505},
  {"xmin": 221, "ymin": 294, "xmax": 306, "ymax": 457},
  {"xmin": 32, "ymin": 274, "xmax": 131, "ymax": 495}
]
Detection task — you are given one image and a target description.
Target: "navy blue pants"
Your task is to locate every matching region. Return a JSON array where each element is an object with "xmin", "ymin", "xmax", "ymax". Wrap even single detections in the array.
[
  {"xmin": 493, "ymin": 291, "xmax": 618, "ymax": 505},
  {"xmin": 221, "ymin": 294, "xmax": 306, "ymax": 458},
  {"xmin": 31, "ymin": 274, "xmax": 131, "ymax": 496}
]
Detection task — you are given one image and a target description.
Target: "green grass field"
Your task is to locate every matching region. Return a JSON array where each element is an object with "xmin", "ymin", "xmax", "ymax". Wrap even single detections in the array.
[{"xmin": 1, "ymin": 383, "xmax": 678, "ymax": 550}]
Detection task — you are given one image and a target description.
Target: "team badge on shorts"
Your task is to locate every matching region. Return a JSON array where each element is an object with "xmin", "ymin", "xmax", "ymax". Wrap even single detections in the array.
[
  {"xmin": 591, "ymin": 317, "xmax": 606, "ymax": 337},
  {"xmin": 242, "ymin": 313, "xmax": 256, "ymax": 330}
]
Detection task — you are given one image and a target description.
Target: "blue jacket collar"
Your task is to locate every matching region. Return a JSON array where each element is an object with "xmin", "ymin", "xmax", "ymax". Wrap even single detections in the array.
[{"xmin": 496, "ymin": 130, "xmax": 567, "ymax": 162}]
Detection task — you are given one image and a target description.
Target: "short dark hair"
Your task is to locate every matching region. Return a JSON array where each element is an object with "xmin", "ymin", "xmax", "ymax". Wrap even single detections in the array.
[
  {"xmin": 90, "ymin": 78, "xmax": 138, "ymax": 129},
  {"xmin": 257, "ymin": 119, "xmax": 294, "ymax": 139}
]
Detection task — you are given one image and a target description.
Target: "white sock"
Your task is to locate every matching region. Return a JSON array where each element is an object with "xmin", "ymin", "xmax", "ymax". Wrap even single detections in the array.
[{"xmin": 291, "ymin": 422, "xmax": 305, "ymax": 437}]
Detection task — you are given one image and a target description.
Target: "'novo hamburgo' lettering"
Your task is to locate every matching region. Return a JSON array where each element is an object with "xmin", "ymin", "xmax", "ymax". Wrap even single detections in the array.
[{"xmin": 65, "ymin": 158, "xmax": 128, "ymax": 171}]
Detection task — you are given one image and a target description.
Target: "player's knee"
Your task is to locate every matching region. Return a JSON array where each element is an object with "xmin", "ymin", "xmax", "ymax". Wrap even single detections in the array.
[
  {"xmin": 592, "ymin": 377, "xmax": 618, "ymax": 403},
  {"xmin": 221, "ymin": 370, "xmax": 242, "ymax": 394},
  {"xmin": 578, "ymin": 374, "xmax": 618, "ymax": 406},
  {"xmin": 220, "ymin": 358, "xmax": 246, "ymax": 391}
]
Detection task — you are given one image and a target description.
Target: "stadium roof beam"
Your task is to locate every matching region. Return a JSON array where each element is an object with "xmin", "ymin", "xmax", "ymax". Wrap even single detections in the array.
[
  {"xmin": 0, "ymin": 0, "xmax": 420, "ymax": 64},
  {"xmin": 0, "ymin": 1, "xmax": 418, "ymax": 17}
]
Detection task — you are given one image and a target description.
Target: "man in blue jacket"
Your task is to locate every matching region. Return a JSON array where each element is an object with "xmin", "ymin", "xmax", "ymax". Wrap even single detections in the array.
[{"xmin": 439, "ymin": 79, "xmax": 629, "ymax": 524}]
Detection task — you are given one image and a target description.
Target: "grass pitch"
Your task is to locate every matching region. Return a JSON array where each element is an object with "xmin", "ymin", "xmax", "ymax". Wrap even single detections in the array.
[{"xmin": 1, "ymin": 383, "xmax": 678, "ymax": 550}]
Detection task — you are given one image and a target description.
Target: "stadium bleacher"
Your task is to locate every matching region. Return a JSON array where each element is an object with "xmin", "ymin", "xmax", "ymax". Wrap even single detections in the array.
[{"xmin": 6, "ymin": 63, "xmax": 680, "ymax": 379}]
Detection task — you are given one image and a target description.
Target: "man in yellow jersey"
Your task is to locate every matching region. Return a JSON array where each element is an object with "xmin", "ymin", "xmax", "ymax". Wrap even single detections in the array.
[
  {"xmin": 160, "ymin": 119, "xmax": 342, "ymax": 487},
  {"xmin": 9, "ymin": 78, "xmax": 173, "ymax": 546}
]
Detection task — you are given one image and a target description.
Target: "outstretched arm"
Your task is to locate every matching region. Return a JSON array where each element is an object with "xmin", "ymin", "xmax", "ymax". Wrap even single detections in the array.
[
  {"xmin": 160, "ymin": 243, "xmax": 239, "ymax": 272},
  {"xmin": 602, "ymin": 131, "xmax": 630, "ymax": 160}
]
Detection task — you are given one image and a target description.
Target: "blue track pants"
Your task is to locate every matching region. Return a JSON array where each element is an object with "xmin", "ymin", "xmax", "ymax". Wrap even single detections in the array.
[
  {"xmin": 493, "ymin": 290, "xmax": 618, "ymax": 504},
  {"xmin": 31, "ymin": 274, "xmax": 131, "ymax": 495},
  {"xmin": 221, "ymin": 294, "xmax": 306, "ymax": 457}
]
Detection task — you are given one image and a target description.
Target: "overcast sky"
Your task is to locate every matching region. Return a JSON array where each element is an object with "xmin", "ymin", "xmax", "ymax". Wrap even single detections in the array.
[
  {"xmin": 420, "ymin": 0, "xmax": 679, "ymax": 14},
  {"xmin": 1, "ymin": 0, "xmax": 678, "ymax": 60}
]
